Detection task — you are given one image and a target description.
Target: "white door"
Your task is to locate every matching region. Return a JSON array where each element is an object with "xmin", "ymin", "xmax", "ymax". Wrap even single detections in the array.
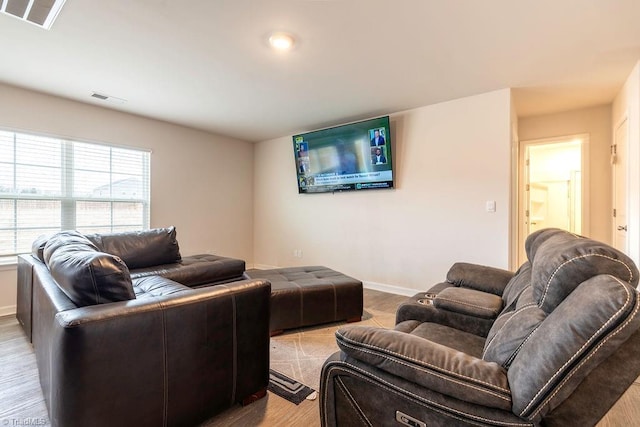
[{"xmin": 613, "ymin": 118, "xmax": 628, "ymax": 252}]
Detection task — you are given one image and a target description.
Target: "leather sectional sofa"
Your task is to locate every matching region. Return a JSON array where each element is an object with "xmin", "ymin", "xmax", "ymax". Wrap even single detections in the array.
[{"xmin": 17, "ymin": 227, "xmax": 270, "ymax": 427}]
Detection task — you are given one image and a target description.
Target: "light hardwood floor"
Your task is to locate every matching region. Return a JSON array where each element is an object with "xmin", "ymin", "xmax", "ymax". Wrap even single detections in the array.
[{"xmin": 0, "ymin": 289, "xmax": 638, "ymax": 426}]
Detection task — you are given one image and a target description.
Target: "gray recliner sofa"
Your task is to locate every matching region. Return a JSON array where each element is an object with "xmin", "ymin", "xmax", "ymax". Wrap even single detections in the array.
[{"xmin": 320, "ymin": 228, "xmax": 640, "ymax": 426}]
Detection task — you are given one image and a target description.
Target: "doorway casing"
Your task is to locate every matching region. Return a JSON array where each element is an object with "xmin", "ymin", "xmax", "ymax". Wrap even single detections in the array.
[{"xmin": 516, "ymin": 134, "xmax": 590, "ymax": 266}]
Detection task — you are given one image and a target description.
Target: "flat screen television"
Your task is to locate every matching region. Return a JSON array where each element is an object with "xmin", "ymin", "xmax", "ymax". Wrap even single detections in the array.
[{"xmin": 293, "ymin": 116, "xmax": 393, "ymax": 194}]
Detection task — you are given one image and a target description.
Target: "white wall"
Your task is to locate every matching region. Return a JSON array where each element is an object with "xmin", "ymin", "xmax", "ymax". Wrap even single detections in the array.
[
  {"xmin": 253, "ymin": 89, "xmax": 513, "ymax": 294},
  {"xmin": 612, "ymin": 61, "xmax": 640, "ymax": 266},
  {"xmin": 0, "ymin": 83, "xmax": 254, "ymax": 315},
  {"xmin": 518, "ymin": 105, "xmax": 612, "ymax": 243}
]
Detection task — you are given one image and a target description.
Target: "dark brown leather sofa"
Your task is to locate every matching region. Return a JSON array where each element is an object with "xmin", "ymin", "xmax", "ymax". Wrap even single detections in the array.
[
  {"xmin": 320, "ymin": 229, "xmax": 640, "ymax": 426},
  {"xmin": 17, "ymin": 227, "xmax": 270, "ymax": 427}
]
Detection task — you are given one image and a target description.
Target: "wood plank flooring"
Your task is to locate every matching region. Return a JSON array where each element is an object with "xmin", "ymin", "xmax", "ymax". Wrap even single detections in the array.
[{"xmin": 0, "ymin": 289, "xmax": 638, "ymax": 426}]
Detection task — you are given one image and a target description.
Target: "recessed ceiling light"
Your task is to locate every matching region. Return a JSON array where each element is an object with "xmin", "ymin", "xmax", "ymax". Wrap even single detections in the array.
[{"xmin": 269, "ymin": 32, "xmax": 295, "ymax": 51}]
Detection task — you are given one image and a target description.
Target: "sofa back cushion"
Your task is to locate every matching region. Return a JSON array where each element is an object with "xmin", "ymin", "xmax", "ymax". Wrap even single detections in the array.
[
  {"xmin": 508, "ymin": 275, "xmax": 640, "ymax": 421},
  {"xmin": 43, "ymin": 231, "xmax": 135, "ymax": 307},
  {"xmin": 530, "ymin": 229, "xmax": 637, "ymax": 313},
  {"xmin": 482, "ymin": 228, "xmax": 640, "ymax": 421},
  {"xmin": 483, "ymin": 229, "xmax": 639, "ymax": 368},
  {"xmin": 86, "ymin": 227, "xmax": 181, "ymax": 269}
]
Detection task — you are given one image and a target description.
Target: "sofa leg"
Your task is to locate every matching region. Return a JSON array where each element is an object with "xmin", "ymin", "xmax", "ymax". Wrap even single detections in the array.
[
  {"xmin": 241, "ymin": 388, "xmax": 267, "ymax": 406},
  {"xmin": 346, "ymin": 316, "xmax": 361, "ymax": 323}
]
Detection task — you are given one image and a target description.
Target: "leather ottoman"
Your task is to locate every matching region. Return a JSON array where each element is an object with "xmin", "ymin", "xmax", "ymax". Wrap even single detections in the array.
[{"xmin": 245, "ymin": 266, "xmax": 363, "ymax": 335}]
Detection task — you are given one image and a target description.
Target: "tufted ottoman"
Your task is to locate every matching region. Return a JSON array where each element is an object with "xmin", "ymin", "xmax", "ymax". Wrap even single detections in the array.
[{"xmin": 244, "ymin": 266, "xmax": 363, "ymax": 335}]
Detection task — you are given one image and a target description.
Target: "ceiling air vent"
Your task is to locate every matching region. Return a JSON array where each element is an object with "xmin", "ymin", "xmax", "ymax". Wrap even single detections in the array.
[
  {"xmin": 91, "ymin": 92, "xmax": 127, "ymax": 104},
  {"xmin": 0, "ymin": 0, "xmax": 67, "ymax": 30},
  {"xmin": 91, "ymin": 93, "xmax": 109, "ymax": 101}
]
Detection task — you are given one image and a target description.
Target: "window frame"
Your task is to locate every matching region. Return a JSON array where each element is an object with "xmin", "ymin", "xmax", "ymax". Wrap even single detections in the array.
[{"xmin": 0, "ymin": 129, "xmax": 151, "ymax": 264}]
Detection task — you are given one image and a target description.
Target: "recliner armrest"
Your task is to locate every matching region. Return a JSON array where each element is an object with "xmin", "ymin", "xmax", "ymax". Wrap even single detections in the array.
[
  {"xmin": 446, "ymin": 262, "xmax": 514, "ymax": 296},
  {"xmin": 434, "ymin": 287, "xmax": 503, "ymax": 319},
  {"xmin": 335, "ymin": 325, "xmax": 511, "ymax": 410}
]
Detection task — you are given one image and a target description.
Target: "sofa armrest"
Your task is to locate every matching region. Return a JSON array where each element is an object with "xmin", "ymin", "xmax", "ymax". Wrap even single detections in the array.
[
  {"xmin": 336, "ymin": 325, "xmax": 511, "ymax": 410},
  {"xmin": 395, "ymin": 293, "xmax": 495, "ymax": 337},
  {"xmin": 434, "ymin": 287, "xmax": 503, "ymax": 319},
  {"xmin": 446, "ymin": 262, "xmax": 514, "ymax": 296},
  {"xmin": 48, "ymin": 279, "xmax": 271, "ymax": 427}
]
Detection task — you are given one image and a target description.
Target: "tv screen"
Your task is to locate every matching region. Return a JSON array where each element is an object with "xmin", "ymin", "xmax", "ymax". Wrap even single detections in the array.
[{"xmin": 293, "ymin": 116, "xmax": 393, "ymax": 194}]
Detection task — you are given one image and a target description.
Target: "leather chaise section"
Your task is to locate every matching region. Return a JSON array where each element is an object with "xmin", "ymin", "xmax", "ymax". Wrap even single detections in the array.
[{"xmin": 130, "ymin": 254, "xmax": 246, "ymax": 287}]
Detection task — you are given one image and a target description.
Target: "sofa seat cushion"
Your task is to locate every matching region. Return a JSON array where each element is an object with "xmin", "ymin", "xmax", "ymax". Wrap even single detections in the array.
[
  {"xmin": 43, "ymin": 231, "xmax": 135, "ymax": 307},
  {"xmin": 335, "ymin": 325, "xmax": 512, "ymax": 410},
  {"xmin": 395, "ymin": 320, "xmax": 486, "ymax": 358},
  {"xmin": 130, "ymin": 254, "xmax": 246, "ymax": 287},
  {"xmin": 132, "ymin": 276, "xmax": 191, "ymax": 299},
  {"xmin": 86, "ymin": 227, "xmax": 181, "ymax": 269}
]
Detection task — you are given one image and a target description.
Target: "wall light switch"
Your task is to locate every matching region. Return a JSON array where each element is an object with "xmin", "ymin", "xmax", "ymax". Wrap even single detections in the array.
[{"xmin": 486, "ymin": 200, "xmax": 496, "ymax": 213}]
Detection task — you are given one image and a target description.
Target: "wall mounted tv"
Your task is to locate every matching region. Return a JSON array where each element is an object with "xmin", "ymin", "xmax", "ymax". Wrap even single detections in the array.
[{"xmin": 293, "ymin": 116, "xmax": 393, "ymax": 194}]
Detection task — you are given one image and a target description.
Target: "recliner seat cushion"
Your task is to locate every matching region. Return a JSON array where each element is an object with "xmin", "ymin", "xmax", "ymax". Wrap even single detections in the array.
[
  {"xmin": 86, "ymin": 227, "xmax": 181, "ymax": 269},
  {"xmin": 43, "ymin": 231, "xmax": 135, "ymax": 307}
]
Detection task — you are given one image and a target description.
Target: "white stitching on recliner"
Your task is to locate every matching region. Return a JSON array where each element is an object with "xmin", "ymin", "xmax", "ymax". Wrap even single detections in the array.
[
  {"xmin": 335, "ymin": 376, "xmax": 373, "ymax": 426},
  {"xmin": 435, "ymin": 296, "xmax": 499, "ymax": 314},
  {"xmin": 540, "ymin": 254, "xmax": 634, "ymax": 307},
  {"xmin": 481, "ymin": 302, "xmax": 538, "ymax": 360},
  {"xmin": 529, "ymin": 291, "xmax": 639, "ymax": 419},
  {"xmin": 520, "ymin": 276, "xmax": 634, "ymax": 417},
  {"xmin": 321, "ymin": 361, "xmax": 533, "ymax": 427},
  {"xmin": 336, "ymin": 332, "xmax": 511, "ymax": 396},
  {"xmin": 337, "ymin": 339, "xmax": 511, "ymax": 401}
]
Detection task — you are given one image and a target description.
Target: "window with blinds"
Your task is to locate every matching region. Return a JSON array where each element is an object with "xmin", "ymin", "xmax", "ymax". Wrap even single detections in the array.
[{"xmin": 0, "ymin": 129, "xmax": 150, "ymax": 262}]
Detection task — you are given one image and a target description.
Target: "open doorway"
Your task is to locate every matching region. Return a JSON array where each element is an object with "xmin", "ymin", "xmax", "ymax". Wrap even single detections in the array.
[{"xmin": 517, "ymin": 135, "xmax": 588, "ymax": 265}]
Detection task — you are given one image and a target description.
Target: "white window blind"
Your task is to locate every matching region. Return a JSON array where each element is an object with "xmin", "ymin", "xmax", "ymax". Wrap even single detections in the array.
[{"xmin": 0, "ymin": 129, "xmax": 150, "ymax": 261}]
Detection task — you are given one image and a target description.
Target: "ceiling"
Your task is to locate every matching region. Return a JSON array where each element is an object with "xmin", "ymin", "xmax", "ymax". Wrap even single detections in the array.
[{"xmin": 1, "ymin": 0, "xmax": 639, "ymax": 143}]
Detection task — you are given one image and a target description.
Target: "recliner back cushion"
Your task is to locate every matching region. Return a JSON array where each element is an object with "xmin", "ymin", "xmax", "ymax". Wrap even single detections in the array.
[
  {"xmin": 44, "ymin": 231, "xmax": 135, "ymax": 307},
  {"xmin": 86, "ymin": 226, "xmax": 181, "ymax": 269},
  {"xmin": 501, "ymin": 262, "xmax": 532, "ymax": 309},
  {"xmin": 483, "ymin": 229, "xmax": 639, "ymax": 368},
  {"xmin": 530, "ymin": 230, "xmax": 637, "ymax": 313},
  {"xmin": 508, "ymin": 275, "xmax": 640, "ymax": 422}
]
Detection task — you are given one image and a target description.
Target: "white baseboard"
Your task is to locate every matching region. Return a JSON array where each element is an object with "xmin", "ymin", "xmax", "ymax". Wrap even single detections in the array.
[
  {"xmin": 249, "ymin": 263, "xmax": 280, "ymax": 270},
  {"xmin": 0, "ymin": 305, "xmax": 16, "ymax": 317},
  {"xmin": 362, "ymin": 280, "xmax": 420, "ymax": 297},
  {"xmin": 247, "ymin": 265, "xmax": 420, "ymax": 297}
]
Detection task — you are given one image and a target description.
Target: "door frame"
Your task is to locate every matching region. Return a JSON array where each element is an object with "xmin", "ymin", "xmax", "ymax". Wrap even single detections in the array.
[
  {"xmin": 516, "ymin": 134, "xmax": 590, "ymax": 265},
  {"xmin": 612, "ymin": 114, "xmax": 629, "ymax": 252}
]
